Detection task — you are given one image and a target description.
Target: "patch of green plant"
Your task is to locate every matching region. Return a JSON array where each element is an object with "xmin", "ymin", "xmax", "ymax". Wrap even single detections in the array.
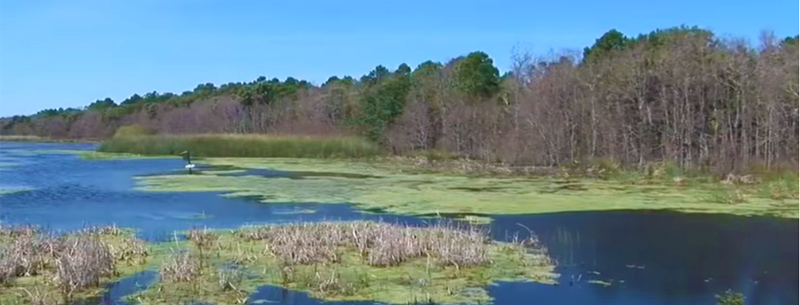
[
  {"xmin": 759, "ymin": 179, "xmax": 799, "ymax": 200},
  {"xmin": 112, "ymin": 124, "xmax": 155, "ymax": 138},
  {"xmin": 708, "ymin": 186, "xmax": 749, "ymax": 204},
  {"xmin": 715, "ymin": 289, "xmax": 745, "ymax": 305},
  {"xmin": 135, "ymin": 158, "xmax": 799, "ymax": 220},
  {"xmin": 98, "ymin": 134, "xmax": 381, "ymax": 158},
  {"xmin": 79, "ymin": 151, "xmax": 176, "ymax": 160}
]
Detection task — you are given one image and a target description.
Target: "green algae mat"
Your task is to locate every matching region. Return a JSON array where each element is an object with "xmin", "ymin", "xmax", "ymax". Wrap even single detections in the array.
[{"xmin": 135, "ymin": 158, "xmax": 799, "ymax": 221}]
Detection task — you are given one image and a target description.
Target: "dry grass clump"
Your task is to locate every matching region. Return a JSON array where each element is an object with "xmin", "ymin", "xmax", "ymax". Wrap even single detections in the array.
[
  {"xmin": 235, "ymin": 220, "xmax": 491, "ymax": 268},
  {"xmin": 238, "ymin": 222, "xmax": 343, "ymax": 264},
  {"xmin": 187, "ymin": 228, "xmax": 218, "ymax": 250},
  {"xmin": 134, "ymin": 220, "xmax": 555, "ymax": 305},
  {"xmin": 313, "ymin": 269, "xmax": 367, "ymax": 298},
  {"xmin": 0, "ymin": 225, "xmax": 152, "ymax": 304},
  {"xmin": 0, "ymin": 228, "xmax": 58, "ymax": 283},
  {"xmin": 55, "ymin": 234, "xmax": 115, "ymax": 301},
  {"xmin": 109, "ymin": 237, "xmax": 149, "ymax": 264},
  {"xmin": 0, "ymin": 224, "xmax": 41, "ymax": 238},
  {"xmin": 216, "ymin": 267, "xmax": 244, "ymax": 291},
  {"xmin": 160, "ymin": 252, "xmax": 201, "ymax": 283},
  {"xmin": 80, "ymin": 224, "xmax": 126, "ymax": 236}
]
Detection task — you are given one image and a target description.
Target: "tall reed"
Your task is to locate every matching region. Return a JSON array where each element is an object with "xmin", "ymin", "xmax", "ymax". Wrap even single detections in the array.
[{"xmin": 97, "ymin": 134, "xmax": 381, "ymax": 158}]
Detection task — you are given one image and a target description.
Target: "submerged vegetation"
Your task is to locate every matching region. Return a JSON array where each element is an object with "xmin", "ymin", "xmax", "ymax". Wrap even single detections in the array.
[
  {"xmin": 136, "ymin": 157, "xmax": 799, "ymax": 220},
  {"xmin": 716, "ymin": 289, "xmax": 745, "ymax": 305},
  {"xmin": 98, "ymin": 134, "xmax": 380, "ymax": 158},
  {"xmin": 0, "ymin": 222, "xmax": 555, "ymax": 305}
]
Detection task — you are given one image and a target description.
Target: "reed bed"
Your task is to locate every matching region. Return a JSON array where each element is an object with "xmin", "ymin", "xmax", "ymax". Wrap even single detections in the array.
[
  {"xmin": 132, "ymin": 220, "xmax": 555, "ymax": 305},
  {"xmin": 1, "ymin": 221, "xmax": 554, "ymax": 304},
  {"xmin": 130, "ymin": 221, "xmax": 555, "ymax": 304},
  {"xmin": 0, "ymin": 225, "xmax": 152, "ymax": 305},
  {"xmin": 97, "ymin": 134, "xmax": 381, "ymax": 158},
  {"xmin": 160, "ymin": 252, "xmax": 201, "ymax": 283},
  {"xmin": 234, "ymin": 220, "xmax": 494, "ymax": 268}
]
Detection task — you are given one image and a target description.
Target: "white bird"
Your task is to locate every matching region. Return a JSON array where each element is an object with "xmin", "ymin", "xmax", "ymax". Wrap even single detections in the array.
[{"xmin": 185, "ymin": 163, "xmax": 196, "ymax": 169}]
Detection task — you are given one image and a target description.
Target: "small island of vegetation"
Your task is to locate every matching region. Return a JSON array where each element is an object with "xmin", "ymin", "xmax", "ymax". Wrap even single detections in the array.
[{"xmin": 0, "ymin": 222, "xmax": 556, "ymax": 305}]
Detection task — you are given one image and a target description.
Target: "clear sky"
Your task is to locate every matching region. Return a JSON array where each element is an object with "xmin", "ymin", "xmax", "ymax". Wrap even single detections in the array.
[{"xmin": 0, "ymin": 0, "xmax": 797, "ymax": 117}]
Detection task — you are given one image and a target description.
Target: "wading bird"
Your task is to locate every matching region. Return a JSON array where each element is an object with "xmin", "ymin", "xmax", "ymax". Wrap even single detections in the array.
[{"xmin": 179, "ymin": 151, "xmax": 195, "ymax": 174}]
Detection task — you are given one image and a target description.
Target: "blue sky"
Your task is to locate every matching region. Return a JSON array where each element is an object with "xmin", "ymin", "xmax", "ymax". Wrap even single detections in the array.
[{"xmin": 0, "ymin": 0, "xmax": 797, "ymax": 116}]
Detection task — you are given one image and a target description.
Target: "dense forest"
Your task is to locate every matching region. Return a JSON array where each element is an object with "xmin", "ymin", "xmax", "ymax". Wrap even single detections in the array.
[{"xmin": 2, "ymin": 26, "xmax": 798, "ymax": 173}]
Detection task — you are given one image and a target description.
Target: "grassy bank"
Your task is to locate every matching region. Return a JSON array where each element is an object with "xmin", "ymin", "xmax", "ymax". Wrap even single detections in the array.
[
  {"xmin": 136, "ymin": 157, "xmax": 798, "ymax": 220},
  {"xmin": 98, "ymin": 134, "xmax": 381, "ymax": 158},
  {"xmin": 1, "ymin": 222, "xmax": 556, "ymax": 305}
]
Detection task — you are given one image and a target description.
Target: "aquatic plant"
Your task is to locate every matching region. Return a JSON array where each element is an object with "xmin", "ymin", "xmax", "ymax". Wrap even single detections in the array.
[
  {"xmin": 236, "ymin": 220, "xmax": 493, "ymax": 268},
  {"xmin": 97, "ymin": 134, "xmax": 381, "ymax": 158},
  {"xmin": 133, "ymin": 220, "xmax": 556, "ymax": 305},
  {"xmin": 0, "ymin": 225, "xmax": 156, "ymax": 305},
  {"xmin": 160, "ymin": 252, "xmax": 201, "ymax": 283},
  {"xmin": 137, "ymin": 157, "xmax": 800, "ymax": 220},
  {"xmin": 716, "ymin": 289, "xmax": 745, "ymax": 305}
]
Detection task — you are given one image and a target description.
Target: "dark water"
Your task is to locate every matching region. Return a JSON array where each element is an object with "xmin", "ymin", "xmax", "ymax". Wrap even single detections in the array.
[
  {"xmin": 488, "ymin": 212, "xmax": 798, "ymax": 305},
  {"xmin": 0, "ymin": 142, "xmax": 796, "ymax": 305}
]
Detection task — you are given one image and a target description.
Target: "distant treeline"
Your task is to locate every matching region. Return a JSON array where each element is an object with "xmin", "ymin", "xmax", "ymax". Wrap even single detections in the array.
[{"xmin": 2, "ymin": 26, "xmax": 798, "ymax": 173}]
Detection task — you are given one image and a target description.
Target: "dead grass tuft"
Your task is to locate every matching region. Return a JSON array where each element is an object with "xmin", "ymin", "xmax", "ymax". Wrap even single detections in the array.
[
  {"xmin": 0, "ymin": 225, "xmax": 153, "ymax": 304},
  {"xmin": 160, "ymin": 252, "xmax": 201, "ymax": 283},
  {"xmin": 55, "ymin": 234, "xmax": 115, "ymax": 302},
  {"xmin": 235, "ymin": 220, "xmax": 492, "ymax": 268}
]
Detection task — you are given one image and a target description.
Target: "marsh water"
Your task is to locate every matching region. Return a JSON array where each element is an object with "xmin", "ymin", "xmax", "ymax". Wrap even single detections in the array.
[{"xmin": 0, "ymin": 142, "xmax": 796, "ymax": 305}]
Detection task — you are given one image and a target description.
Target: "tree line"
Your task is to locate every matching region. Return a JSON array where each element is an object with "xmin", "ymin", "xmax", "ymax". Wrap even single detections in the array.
[{"xmin": 2, "ymin": 26, "xmax": 797, "ymax": 173}]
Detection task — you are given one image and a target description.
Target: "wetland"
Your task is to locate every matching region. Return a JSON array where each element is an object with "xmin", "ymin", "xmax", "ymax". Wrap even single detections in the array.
[{"xmin": 0, "ymin": 142, "xmax": 797, "ymax": 305}]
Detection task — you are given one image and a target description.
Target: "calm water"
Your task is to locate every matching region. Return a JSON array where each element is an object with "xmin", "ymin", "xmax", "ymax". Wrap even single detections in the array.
[{"xmin": 0, "ymin": 142, "xmax": 796, "ymax": 305}]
